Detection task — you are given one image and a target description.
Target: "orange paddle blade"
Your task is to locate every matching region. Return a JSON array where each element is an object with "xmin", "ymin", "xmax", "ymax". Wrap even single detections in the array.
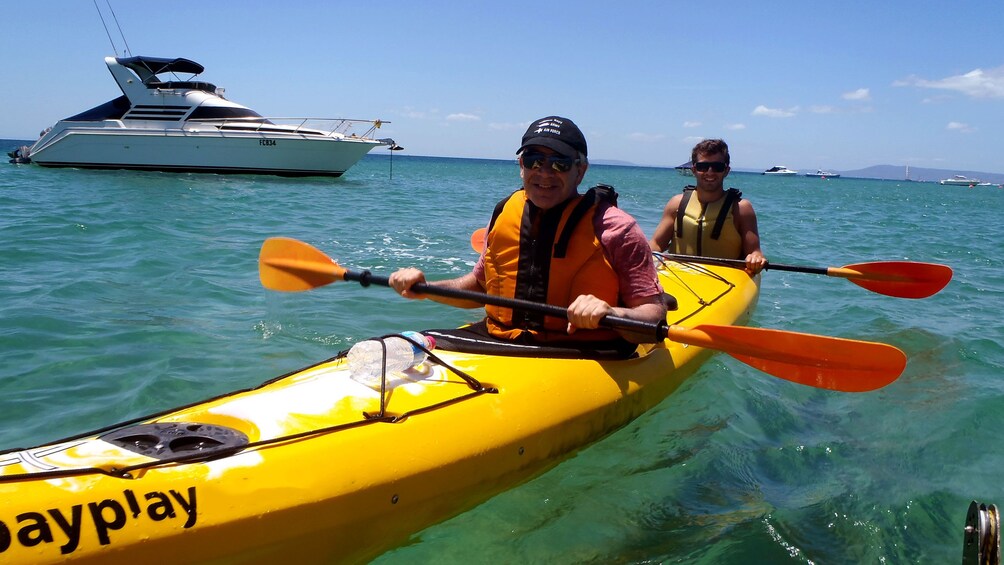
[
  {"xmin": 470, "ymin": 227, "xmax": 487, "ymax": 253},
  {"xmin": 258, "ymin": 237, "xmax": 346, "ymax": 292},
  {"xmin": 830, "ymin": 261, "xmax": 953, "ymax": 299},
  {"xmin": 666, "ymin": 324, "xmax": 906, "ymax": 392}
]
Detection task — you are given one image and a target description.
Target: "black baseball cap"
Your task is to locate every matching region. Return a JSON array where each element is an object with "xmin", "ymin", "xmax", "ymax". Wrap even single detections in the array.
[{"xmin": 517, "ymin": 116, "xmax": 587, "ymax": 158}]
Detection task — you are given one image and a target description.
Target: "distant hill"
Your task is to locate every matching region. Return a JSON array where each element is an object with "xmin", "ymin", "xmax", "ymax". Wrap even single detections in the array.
[
  {"xmin": 729, "ymin": 163, "xmax": 1003, "ymax": 184},
  {"xmin": 837, "ymin": 165, "xmax": 1004, "ymax": 184},
  {"xmin": 595, "ymin": 159, "xmax": 1003, "ymax": 184},
  {"xmin": 591, "ymin": 159, "xmax": 639, "ymax": 167}
]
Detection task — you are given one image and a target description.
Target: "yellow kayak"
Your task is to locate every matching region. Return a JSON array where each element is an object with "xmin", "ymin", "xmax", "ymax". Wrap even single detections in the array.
[{"xmin": 0, "ymin": 258, "xmax": 757, "ymax": 563}]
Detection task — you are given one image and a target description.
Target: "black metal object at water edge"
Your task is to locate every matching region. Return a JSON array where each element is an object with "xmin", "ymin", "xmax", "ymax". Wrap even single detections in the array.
[
  {"xmin": 964, "ymin": 500, "xmax": 1001, "ymax": 565},
  {"xmin": 7, "ymin": 145, "xmax": 32, "ymax": 164}
]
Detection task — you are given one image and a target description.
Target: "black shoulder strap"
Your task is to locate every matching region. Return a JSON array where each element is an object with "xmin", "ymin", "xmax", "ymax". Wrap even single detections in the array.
[
  {"xmin": 675, "ymin": 186, "xmax": 696, "ymax": 238},
  {"xmin": 590, "ymin": 183, "xmax": 618, "ymax": 207},
  {"xmin": 710, "ymin": 188, "xmax": 742, "ymax": 240},
  {"xmin": 553, "ymin": 185, "xmax": 617, "ymax": 258},
  {"xmin": 487, "ymin": 189, "xmax": 521, "ymax": 232}
]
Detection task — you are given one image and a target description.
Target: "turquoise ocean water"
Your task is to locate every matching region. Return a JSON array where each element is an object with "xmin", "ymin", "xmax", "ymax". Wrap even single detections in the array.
[{"xmin": 2, "ymin": 146, "xmax": 1002, "ymax": 563}]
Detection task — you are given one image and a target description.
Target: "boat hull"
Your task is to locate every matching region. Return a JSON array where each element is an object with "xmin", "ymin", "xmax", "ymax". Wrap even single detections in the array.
[
  {"xmin": 27, "ymin": 125, "xmax": 384, "ymax": 177},
  {"xmin": 0, "ymin": 260, "xmax": 759, "ymax": 563}
]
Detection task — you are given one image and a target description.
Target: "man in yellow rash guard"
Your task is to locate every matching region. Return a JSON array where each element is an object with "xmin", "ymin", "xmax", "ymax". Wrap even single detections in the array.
[
  {"xmin": 649, "ymin": 139, "xmax": 766, "ymax": 275},
  {"xmin": 388, "ymin": 116, "xmax": 666, "ymax": 344}
]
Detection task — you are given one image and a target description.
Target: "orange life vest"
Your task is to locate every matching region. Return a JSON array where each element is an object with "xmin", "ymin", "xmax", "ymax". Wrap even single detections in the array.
[{"xmin": 483, "ymin": 187, "xmax": 620, "ymax": 341}]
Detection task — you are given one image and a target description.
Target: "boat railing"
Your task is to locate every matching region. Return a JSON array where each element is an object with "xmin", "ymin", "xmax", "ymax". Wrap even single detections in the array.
[{"xmin": 188, "ymin": 117, "xmax": 390, "ymax": 140}]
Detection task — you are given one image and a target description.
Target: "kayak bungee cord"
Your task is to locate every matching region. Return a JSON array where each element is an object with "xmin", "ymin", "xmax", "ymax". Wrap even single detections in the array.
[
  {"xmin": 654, "ymin": 253, "xmax": 738, "ymax": 325},
  {"xmin": 363, "ymin": 332, "xmax": 497, "ymax": 418},
  {"xmin": 0, "ymin": 339, "xmax": 497, "ymax": 483}
]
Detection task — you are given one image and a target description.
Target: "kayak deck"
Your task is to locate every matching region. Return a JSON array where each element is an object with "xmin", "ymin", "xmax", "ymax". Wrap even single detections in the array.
[{"xmin": 0, "ymin": 259, "xmax": 758, "ymax": 564}]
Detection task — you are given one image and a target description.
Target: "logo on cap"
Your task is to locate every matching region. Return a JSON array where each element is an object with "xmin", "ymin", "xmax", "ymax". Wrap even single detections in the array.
[
  {"xmin": 518, "ymin": 115, "xmax": 586, "ymax": 157},
  {"xmin": 534, "ymin": 118, "xmax": 565, "ymax": 136}
]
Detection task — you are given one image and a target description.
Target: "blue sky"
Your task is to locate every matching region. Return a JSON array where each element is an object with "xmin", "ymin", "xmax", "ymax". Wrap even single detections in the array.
[{"xmin": 3, "ymin": 1, "xmax": 1002, "ymax": 173}]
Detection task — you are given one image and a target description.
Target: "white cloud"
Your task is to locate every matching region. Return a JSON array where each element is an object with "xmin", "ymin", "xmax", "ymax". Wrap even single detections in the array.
[
  {"xmin": 752, "ymin": 105, "xmax": 798, "ymax": 118},
  {"xmin": 725, "ymin": 123, "xmax": 746, "ymax": 130},
  {"xmin": 895, "ymin": 66, "xmax": 1004, "ymax": 98},
  {"xmin": 683, "ymin": 121, "xmax": 702, "ymax": 128},
  {"xmin": 947, "ymin": 121, "xmax": 976, "ymax": 133},
  {"xmin": 446, "ymin": 113, "xmax": 481, "ymax": 122},
  {"xmin": 843, "ymin": 88, "xmax": 871, "ymax": 101}
]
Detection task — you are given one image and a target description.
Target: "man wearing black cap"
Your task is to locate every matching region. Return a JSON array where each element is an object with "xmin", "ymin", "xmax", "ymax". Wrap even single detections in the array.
[{"xmin": 389, "ymin": 116, "xmax": 665, "ymax": 347}]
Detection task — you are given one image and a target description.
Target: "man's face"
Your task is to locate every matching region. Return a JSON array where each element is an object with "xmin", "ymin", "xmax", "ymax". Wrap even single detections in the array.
[
  {"xmin": 518, "ymin": 146, "xmax": 587, "ymax": 210},
  {"xmin": 692, "ymin": 151, "xmax": 730, "ymax": 190}
]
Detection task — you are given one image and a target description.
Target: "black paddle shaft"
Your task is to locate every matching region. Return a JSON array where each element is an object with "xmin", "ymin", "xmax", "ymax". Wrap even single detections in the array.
[
  {"xmin": 343, "ymin": 268, "xmax": 668, "ymax": 341},
  {"xmin": 661, "ymin": 253, "xmax": 828, "ymax": 275}
]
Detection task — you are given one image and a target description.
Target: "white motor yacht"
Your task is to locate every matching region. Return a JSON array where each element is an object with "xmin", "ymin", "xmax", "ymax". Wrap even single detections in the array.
[
  {"xmin": 762, "ymin": 165, "xmax": 798, "ymax": 176},
  {"xmin": 939, "ymin": 175, "xmax": 983, "ymax": 186},
  {"xmin": 11, "ymin": 56, "xmax": 395, "ymax": 177},
  {"xmin": 805, "ymin": 169, "xmax": 840, "ymax": 178}
]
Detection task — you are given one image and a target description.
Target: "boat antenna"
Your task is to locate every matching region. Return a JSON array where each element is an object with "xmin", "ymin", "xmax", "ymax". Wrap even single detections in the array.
[
  {"xmin": 106, "ymin": 0, "xmax": 132, "ymax": 56},
  {"xmin": 93, "ymin": 0, "xmax": 131, "ymax": 56},
  {"xmin": 93, "ymin": 0, "xmax": 119, "ymax": 55}
]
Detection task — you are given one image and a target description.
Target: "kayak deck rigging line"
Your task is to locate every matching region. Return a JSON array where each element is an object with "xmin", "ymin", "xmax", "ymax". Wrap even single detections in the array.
[
  {"xmin": 654, "ymin": 253, "xmax": 737, "ymax": 321},
  {"xmin": 0, "ymin": 340, "xmax": 498, "ymax": 483}
]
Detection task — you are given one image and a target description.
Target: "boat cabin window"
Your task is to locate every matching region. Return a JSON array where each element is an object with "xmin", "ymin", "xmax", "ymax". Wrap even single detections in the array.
[
  {"xmin": 187, "ymin": 106, "xmax": 268, "ymax": 121},
  {"xmin": 65, "ymin": 95, "xmax": 131, "ymax": 121},
  {"xmin": 145, "ymin": 81, "xmax": 219, "ymax": 93}
]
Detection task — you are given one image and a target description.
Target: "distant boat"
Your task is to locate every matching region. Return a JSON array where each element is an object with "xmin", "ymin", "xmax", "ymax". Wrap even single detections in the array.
[
  {"xmin": 675, "ymin": 161, "xmax": 694, "ymax": 177},
  {"xmin": 940, "ymin": 175, "xmax": 983, "ymax": 186},
  {"xmin": 805, "ymin": 169, "xmax": 840, "ymax": 178},
  {"xmin": 762, "ymin": 165, "xmax": 798, "ymax": 176}
]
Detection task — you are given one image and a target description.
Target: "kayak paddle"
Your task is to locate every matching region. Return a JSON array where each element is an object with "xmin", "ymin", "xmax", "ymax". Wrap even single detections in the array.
[
  {"xmin": 474, "ymin": 229, "xmax": 950, "ymax": 299},
  {"xmin": 659, "ymin": 253, "xmax": 952, "ymax": 299},
  {"xmin": 470, "ymin": 227, "xmax": 487, "ymax": 254},
  {"xmin": 259, "ymin": 237, "xmax": 906, "ymax": 393}
]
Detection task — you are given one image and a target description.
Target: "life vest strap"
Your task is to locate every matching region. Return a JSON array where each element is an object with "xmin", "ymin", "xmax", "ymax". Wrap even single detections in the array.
[
  {"xmin": 553, "ymin": 184, "xmax": 617, "ymax": 258},
  {"xmin": 675, "ymin": 186, "xmax": 696, "ymax": 239},
  {"xmin": 710, "ymin": 188, "xmax": 742, "ymax": 240}
]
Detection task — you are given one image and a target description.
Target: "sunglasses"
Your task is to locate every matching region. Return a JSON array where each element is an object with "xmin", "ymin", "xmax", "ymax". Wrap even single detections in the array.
[
  {"xmin": 693, "ymin": 161, "xmax": 728, "ymax": 173},
  {"xmin": 520, "ymin": 152, "xmax": 580, "ymax": 173}
]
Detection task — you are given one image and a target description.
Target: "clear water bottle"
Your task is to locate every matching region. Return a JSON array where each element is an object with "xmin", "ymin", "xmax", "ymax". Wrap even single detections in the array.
[{"xmin": 346, "ymin": 331, "xmax": 437, "ymax": 382}]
